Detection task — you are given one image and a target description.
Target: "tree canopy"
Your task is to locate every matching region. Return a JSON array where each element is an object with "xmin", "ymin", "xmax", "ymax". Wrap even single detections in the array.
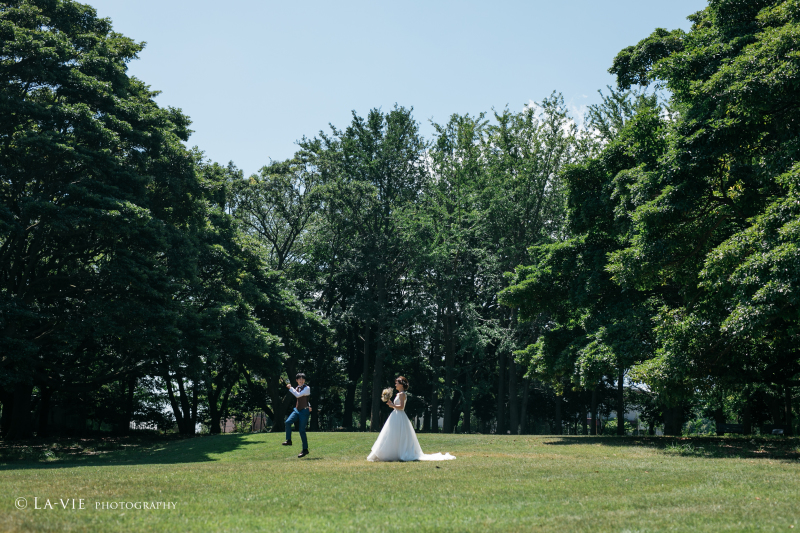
[
  {"xmin": 1, "ymin": 0, "xmax": 798, "ymax": 440},
  {"xmin": 504, "ymin": 0, "xmax": 800, "ymax": 435}
]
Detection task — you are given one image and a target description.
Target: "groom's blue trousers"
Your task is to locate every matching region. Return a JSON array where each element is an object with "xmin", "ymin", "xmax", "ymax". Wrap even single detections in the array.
[{"xmin": 285, "ymin": 407, "xmax": 309, "ymax": 449}]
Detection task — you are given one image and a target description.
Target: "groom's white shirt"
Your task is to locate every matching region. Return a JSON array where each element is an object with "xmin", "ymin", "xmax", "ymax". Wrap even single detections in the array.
[{"xmin": 288, "ymin": 385, "xmax": 310, "ymax": 398}]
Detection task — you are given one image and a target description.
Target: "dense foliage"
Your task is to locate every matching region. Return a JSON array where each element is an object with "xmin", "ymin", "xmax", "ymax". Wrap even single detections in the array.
[
  {"xmin": 0, "ymin": 0, "xmax": 320, "ymax": 439},
  {"xmin": 1, "ymin": 0, "xmax": 797, "ymax": 439},
  {"xmin": 503, "ymin": 0, "xmax": 800, "ymax": 434}
]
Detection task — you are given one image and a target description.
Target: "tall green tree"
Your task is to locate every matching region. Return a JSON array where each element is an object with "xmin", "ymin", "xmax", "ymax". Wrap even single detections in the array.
[
  {"xmin": 204, "ymin": 160, "xmax": 326, "ymax": 433},
  {"xmin": 607, "ymin": 0, "xmax": 800, "ymax": 425},
  {"xmin": 0, "ymin": 0, "xmax": 202, "ymax": 438},
  {"xmin": 420, "ymin": 113, "xmax": 488, "ymax": 433},
  {"xmin": 487, "ymin": 94, "xmax": 587, "ymax": 434},
  {"xmin": 302, "ymin": 106, "xmax": 428, "ymax": 430},
  {"xmin": 499, "ymin": 91, "xmax": 666, "ymax": 434}
]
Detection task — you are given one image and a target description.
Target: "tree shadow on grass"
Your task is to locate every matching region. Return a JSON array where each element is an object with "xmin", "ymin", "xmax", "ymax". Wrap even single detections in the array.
[
  {"xmin": 541, "ymin": 435, "xmax": 800, "ymax": 461},
  {"xmin": 0, "ymin": 433, "xmax": 259, "ymax": 470}
]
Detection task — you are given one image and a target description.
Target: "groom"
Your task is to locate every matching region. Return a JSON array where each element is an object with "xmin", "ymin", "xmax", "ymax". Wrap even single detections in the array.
[{"xmin": 283, "ymin": 373, "xmax": 310, "ymax": 458}]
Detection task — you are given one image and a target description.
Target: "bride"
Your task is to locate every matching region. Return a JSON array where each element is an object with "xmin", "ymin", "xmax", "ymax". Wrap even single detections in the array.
[{"xmin": 367, "ymin": 376, "xmax": 455, "ymax": 462}]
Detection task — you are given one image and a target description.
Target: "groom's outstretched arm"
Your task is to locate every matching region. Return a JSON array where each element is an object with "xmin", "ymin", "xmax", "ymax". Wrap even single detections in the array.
[{"xmin": 287, "ymin": 386, "xmax": 311, "ymax": 398}]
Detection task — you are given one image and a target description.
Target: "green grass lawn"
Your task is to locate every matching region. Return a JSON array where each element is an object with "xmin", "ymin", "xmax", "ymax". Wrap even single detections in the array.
[{"xmin": 1, "ymin": 432, "xmax": 798, "ymax": 532}]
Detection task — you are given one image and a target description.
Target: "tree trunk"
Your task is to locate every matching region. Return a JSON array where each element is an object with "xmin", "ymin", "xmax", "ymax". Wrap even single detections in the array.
[
  {"xmin": 343, "ymin": 382, "xmax": 357, "ymax": 430},
  {"xmin": 119, "ymin": 377, "xmax": 136, "ymax": 435},
  {"xmin": 742, "ymin": 400, "xmax": 753, "ymax": 435},
  {"xmin": 662, "ymin": 407, "xmax": 672, "ymax": 436},
  {"xmin": 581, "ymin": 402, "xmax": 588, "ymax": 435},
  {"xmin": 37, "ymin": 386, "xmax": 52, "ymax": 438},
  {"xmin": 462, "ymin": 366, "xmax": 472, "ymax": 434},
  {"xmin": 421, "ymin": 369, "xmax": 431, "ymax": 432},
  {"xmin": 429, "ymin": 317, "xmax": 441, "ymax": 434},
  {"xmin": 616, "ymin": 369, "xmax": 625, "ymax": 436},
  {"xmin": 360, "ymin": 324, "xmax": 371, "ymax": 431},
  {"xmin": 207, "ymin": 384, "xmax": 221, "ymax": 434},
  {"xmin": 590, "ymin": 387, "xmax": 598, "ymax": 435},
  {"xmin": 554, "ymin": 393, "xmax": 562, "ymax": 435},
  {"xmin": 767, "ymin": 392, "xmax": 783, "ymax": 428},
  {"xmin": 191, "ymin": 382, "xmax": 199, "ymax": 430},
  {"xmin": 519, "ymin": 377, "xmax": 530, "ymax": 434},
  {"xmin": 176, "ymin": 376, "xmax": 195, "ymax": 435},
  {"xmin": 430, "ymin": 384, "xmax": 439, "ymax": 433},
  {"xmin": 0, "ymin": 388, "xmax": 14, "ymax": 437},
  {"xmin": 509, "ymin": 358, "xmax": 519, "ymax": 435},
  {"xmin": 496, "ymin": 349, "xmax": 506, "ymax": 434},
  {"xmin": 370, "ymin": 341, "xmax": 386, "ymax": 431},
  {"xmin": 218, "ymin": 385, "xmax": 233, "ymax": 433},
  {"xmin": 343, "ymin": 322, "xmax": 360, "ymax": 430},
  {"xmin": 164, "ymin": 371, "xmax": 188, "ymax": 434},
  {"xmin": 442, "ymin": 312, "xmax": 456, "ymax": 433},
  {"xmin": 713, "ymin": 407, "xmax": 726, "ymax": 436},
  {"xmin": 310, "ymin": 392, "xmax": 320, "ymax": 431},
  {"xmin": 786, "ymin": 386, "xmax": 794, "ymax": 436},
  {"xmin": 450, "ymin": 389, "xmax": 463, "ymax": 433},
  {"xmin": 268, "ymin": 377, "xmax": 289, "ymax": 433},
  {"xmin": 369, "ymin": 275, "xmax": 389, "ymax": 431},
  {"xmin": 663, "ymin": 406, "xmax": 684, "ymax": 436},
  {"xmin": 370, "ymin": 331, "xmax": 387, "ymax": 431},
  {"xmin": 7, "ymin": 382, "xmax": 34, "ymax": 440}
]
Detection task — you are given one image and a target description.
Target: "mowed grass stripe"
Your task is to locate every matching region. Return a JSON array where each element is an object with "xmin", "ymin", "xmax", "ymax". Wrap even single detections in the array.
[{"xmin": 1, "ymin": 433, "xmax": 798, "ymax": 532}]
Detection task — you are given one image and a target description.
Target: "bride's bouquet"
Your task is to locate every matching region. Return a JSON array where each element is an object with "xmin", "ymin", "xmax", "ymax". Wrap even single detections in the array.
[{"xmin": 381, "ymin": 388, "xmax": 394, "ymax": 403}]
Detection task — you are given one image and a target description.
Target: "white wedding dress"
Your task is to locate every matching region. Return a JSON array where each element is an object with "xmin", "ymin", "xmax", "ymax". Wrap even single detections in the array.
[{"xmin": 367, "ymin": 392, "xmax": 456, "ymax": 462}]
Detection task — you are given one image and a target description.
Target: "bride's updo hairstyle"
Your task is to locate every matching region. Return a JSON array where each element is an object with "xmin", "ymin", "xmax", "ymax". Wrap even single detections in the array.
[{"xmin": 395, "ymin": 376, "xmax": 409, "ymax": 391}]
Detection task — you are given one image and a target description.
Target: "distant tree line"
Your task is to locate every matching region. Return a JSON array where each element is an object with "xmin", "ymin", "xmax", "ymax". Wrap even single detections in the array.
[{"xmin": 1, "ymin": 0, "xmax": 797, "ymax": 439}]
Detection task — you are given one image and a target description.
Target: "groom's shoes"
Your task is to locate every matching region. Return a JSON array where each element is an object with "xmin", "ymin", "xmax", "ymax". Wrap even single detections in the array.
[
  {"xmin": 298, "ymin": 449, "xmax": 310, "ymax": 458},
  {"xmin": 282, "ymin": 440, "xmax": 292, "ymax": 446}
]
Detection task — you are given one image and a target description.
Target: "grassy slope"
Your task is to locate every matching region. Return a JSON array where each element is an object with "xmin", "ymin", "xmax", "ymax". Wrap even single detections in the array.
[{"xmin": 1, "ymin": 433, "xmax": 798, "ymax": 532}]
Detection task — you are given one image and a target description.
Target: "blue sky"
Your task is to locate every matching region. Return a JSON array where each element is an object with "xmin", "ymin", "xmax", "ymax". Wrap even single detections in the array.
[{"xmin": 89, "ymin": 0, "xmax": 707, "ymax": 177}]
